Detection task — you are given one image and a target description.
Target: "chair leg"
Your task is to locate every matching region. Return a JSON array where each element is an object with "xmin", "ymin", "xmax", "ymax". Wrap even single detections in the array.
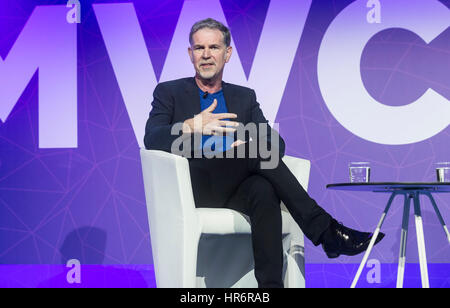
[
  {"xmin": 396, "ymin": 194, "xmax": 411, "ymax": 288},
  {"xmin": 182, "ymin": 231, "xmax": 201, "ymax": 288},
  {"xmin": 413, "ymin": 193, "xmax": 430, "ymax": 288},
  {"xmin": 284, "ymin": 243, "xmax": 305, "ymax": 288}
]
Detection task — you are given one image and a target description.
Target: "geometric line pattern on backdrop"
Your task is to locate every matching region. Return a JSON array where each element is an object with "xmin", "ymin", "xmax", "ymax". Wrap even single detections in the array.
[{"xmin": 0, "ymin": 0, "xmax": 449, "ymax": 274}]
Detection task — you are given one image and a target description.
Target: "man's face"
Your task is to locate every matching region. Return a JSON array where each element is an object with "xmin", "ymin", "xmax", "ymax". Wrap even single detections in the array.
[{"xmin": 188, "ymin": 28, "xmax": 232, "ymax": 81}]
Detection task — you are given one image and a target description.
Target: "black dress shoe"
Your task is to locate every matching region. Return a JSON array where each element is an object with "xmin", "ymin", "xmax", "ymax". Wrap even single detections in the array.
[{"xmin": 321, "ymin": 220, "xmax": 385, "ymax": 259}]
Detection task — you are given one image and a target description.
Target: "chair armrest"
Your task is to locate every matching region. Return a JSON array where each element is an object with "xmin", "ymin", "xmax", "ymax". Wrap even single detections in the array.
[
  {"xmin": 282, "ymin": 155, "xmax": 311, "ymax": 191},
  {"xmin": 280, "ymin": 155, "xmax": 310, "ymax": 246}
]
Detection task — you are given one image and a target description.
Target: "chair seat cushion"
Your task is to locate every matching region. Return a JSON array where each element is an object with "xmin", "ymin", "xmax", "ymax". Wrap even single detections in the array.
[{"xmin": 196, "ymin": 207, "xmax": 295, "ymax": 235}]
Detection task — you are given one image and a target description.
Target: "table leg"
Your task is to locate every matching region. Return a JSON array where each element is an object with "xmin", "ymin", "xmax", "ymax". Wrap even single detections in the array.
[
  {"xmin": 396, "ymin": 193, "xmax": 411, "ymax": 288},
  {"xmin": 423, "ymin": 192, "xmax": 450, "ymax": 244},
  {"xmin": 351, "ymin": 192, "xmax": 397, "ymax": 288},
  {"xmin": 413, "ymin": 192, "xmax": 430, "ymax": 288}
]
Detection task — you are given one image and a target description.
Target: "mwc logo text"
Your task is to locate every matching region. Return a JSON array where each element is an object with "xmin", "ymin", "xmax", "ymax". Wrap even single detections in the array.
[{"xmin": 0, "ymin": 0, "xmax": 448, "ymax": 148}]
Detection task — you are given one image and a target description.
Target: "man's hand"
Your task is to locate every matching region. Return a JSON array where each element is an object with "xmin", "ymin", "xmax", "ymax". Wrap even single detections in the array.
[
  {"xmin": 230, "ymin": 140, "xmax": 246, "ymax": 148},
  {"xmin": 183, "ymin": 99, "xmax": 239, "ymax": 135}
]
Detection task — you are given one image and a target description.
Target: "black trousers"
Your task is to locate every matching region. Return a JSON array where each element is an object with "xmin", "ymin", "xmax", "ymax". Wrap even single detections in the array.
[{"xmin": 187, "ymin": 142, "xmax": 332, "ymax": 288}]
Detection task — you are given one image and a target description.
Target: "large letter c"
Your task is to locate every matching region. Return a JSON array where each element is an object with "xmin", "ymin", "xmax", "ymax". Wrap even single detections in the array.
[{"xmin": 318, "ymin": 0, "xmax": 450, "ymax": 145}]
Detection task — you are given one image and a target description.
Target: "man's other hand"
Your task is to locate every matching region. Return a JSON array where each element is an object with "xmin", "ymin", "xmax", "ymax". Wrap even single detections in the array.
[
  {"xmin": 230, "ymin": 139, "xmax": 246, "ymax": 148},
  {"xmin": 182, "ymin": 99, "xmax": 239, "ymax": 135}
]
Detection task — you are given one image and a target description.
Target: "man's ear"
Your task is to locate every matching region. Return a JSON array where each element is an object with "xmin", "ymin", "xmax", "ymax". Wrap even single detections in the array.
[
  {"xmin": 224, "ymin": 46, "xmax": 232, "ymax": 63},
  {"xmin": 188, "ymin": 47, "xmax": 194, "ymax": 63}
]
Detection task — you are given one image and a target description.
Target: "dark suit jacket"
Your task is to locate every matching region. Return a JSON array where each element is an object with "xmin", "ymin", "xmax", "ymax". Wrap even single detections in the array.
[{"xmin": 144, "ymin": 77, "xmax": 285, "ymax": 157}]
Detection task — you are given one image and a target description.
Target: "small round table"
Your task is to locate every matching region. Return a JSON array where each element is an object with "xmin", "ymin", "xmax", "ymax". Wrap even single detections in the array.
[{"xmin": 327, "ymin": 183, "xmax": 450, "ymax": 288}]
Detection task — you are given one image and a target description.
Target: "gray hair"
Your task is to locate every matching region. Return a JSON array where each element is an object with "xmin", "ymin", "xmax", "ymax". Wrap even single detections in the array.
[{"xmin": 189, "ymin": 18, "xmax": 231, "ymax": 47}]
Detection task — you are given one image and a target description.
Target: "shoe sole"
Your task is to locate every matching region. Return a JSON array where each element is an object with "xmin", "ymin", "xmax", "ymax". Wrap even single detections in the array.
[
  {"xmin": 326, "ymin": 252, "xmax": 340, "ymax": 259},
  {"xmin": 343, "ymin": 232, "xmax": 386, "ymax": 257},
  {"xmin": 324, "ymin": 232, "xmax": 386, "ymax": 259}
]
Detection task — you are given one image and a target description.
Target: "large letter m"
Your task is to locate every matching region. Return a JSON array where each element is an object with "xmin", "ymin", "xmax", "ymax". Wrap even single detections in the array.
[{"xmin": 0, "ymin": 6, "xmax": 77, "ymax": 148}]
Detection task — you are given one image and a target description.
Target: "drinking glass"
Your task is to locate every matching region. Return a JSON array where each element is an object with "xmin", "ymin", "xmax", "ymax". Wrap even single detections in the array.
[
  {"xmin": 436, "ymin": 162, "xmax": 450, "ymax": 183},
  {"xmin": 349, "ymin": 162, "xmax": 371, "ymax": 183}
]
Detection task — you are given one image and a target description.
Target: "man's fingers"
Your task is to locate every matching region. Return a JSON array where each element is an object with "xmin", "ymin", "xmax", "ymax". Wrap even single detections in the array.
[
  {"xmin": 222, "ymin": 127, "xmax": 237, "ymax": 132},
  {"xmin": 203, "ymin": 120, "xmax": 239, "ymax": 135},
  {"xmin": 214, "ymin": 113, "xmax": 238, "ymax": 120},
  {"xmin": 231, "ymin": 140, "xmax": 246, "ymax": 148},
  {"xmin": 218, "ymin": 120, "xmax": 239, "ymax": 127},
  {"xmin": 204, "ymin": 99, "xmax": 218, "ymax": 112},
  {"xmin": 208, "ymin": 126, "xmax": 237, "ymax": 135}
]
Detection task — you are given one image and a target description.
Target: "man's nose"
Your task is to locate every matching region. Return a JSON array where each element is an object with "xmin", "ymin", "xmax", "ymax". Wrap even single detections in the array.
[{"xmin": 202, "ymin": 48, "xmax": 211, "ymax": 58}]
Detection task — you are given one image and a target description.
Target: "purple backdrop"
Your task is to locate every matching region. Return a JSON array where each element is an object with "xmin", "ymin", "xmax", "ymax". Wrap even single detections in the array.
[{"xmin": 0, "ymin": 0, "xmax": 449, "ymax": 287}]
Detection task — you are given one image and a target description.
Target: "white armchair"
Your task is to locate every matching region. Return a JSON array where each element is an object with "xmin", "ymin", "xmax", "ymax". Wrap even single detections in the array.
[{"xmin": 140, "ymin": 149, "xmax": 311, "ymax": 288}]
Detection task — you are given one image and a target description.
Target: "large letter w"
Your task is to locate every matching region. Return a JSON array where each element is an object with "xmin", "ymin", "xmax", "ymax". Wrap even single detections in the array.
[{"xmin": 94, "ymin": 0, "xmax": 311, "ymax": 148}]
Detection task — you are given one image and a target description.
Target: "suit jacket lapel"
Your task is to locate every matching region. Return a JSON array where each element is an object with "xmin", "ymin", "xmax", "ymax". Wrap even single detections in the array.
[
  {"xmin": 184, "ymin": 77, "xmax": 202, "ymax": 117},
  {"xmin": 222, "ymin": 81, "xmax": 243, "ymax": 124}
]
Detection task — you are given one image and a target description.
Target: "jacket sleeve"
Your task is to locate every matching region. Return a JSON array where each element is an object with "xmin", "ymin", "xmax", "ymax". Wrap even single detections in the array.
[
  {"xmin": 144, "ymin": 83, "xmax": 185, "ymax": 152},
  {"xmin": 248, "ymin": 89, "xmax": 286, "ymax": 158}
]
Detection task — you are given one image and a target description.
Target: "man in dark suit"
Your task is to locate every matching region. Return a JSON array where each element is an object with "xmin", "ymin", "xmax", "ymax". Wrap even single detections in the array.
[{"xmin": 144, "ymin": 18, "xmax": 384, "ymax": 288}]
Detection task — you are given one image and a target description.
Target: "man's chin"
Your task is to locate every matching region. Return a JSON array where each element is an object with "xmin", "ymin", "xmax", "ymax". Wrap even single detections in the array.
[{"xmin": 198, "ymin": 72, "xmax": 216, "ymax": 81}]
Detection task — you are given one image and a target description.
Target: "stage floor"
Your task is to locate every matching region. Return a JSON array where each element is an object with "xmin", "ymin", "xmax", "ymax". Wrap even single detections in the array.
[{"xmin": 0, "ymin": 263, "xmax": 448, "ymax": 288}]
